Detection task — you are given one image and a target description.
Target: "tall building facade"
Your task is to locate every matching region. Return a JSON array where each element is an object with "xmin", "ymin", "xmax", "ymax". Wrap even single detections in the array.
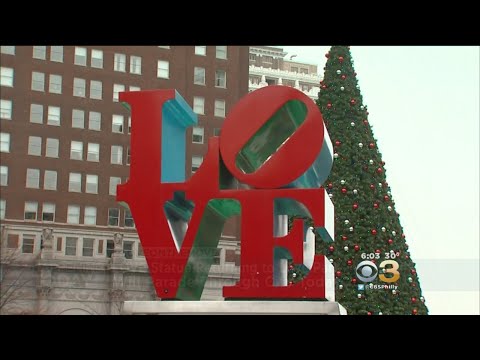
[
  {"xmin": 248, "ymin": 46, "xmax": 322, "ymax": 100},
  {"xmin": 0, "ymin": 45, "xmax": 248, "ymax": 314}
]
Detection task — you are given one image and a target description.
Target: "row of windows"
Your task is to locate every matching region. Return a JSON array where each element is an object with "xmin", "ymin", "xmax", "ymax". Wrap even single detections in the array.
[
  {"xmin": 0, "ymin": 200, "xmax": 134, "ymax": 228},
  {"xmin": 4, "ymin": 232, "xmax": 143, "ymax": 259},
  {"xmin": 0, "ymin": 167, "xmax": 124, "ymax": 195},
  {"xmin": 0, "ymin": 134, "xmax": 129, "ymax": 165},
  {"xmin": 0, "ymin": 95, "xmax": 226, "ymax": 122}
]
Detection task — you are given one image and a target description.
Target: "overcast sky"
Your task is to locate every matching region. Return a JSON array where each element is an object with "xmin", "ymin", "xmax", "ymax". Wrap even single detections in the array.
[{"xmin": 280, "ymin": 46, "xmax": 480, "ymax": 315}]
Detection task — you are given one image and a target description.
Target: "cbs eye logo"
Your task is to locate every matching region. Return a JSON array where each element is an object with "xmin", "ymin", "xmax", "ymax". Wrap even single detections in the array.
[{"xmin": 356, "ymin": 260, "xmax": 400, "ymax": 283}]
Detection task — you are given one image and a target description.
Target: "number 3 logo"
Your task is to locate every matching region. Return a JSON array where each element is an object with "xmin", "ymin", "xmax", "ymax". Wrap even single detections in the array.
[{"xmin": 379, "ymin": 260, "xmax": 400, "ymax": 283}]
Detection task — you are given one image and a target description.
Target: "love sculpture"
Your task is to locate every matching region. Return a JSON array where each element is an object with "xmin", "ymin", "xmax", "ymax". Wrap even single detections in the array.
[{"xmin": 117, "ymin": 85, "xmax": 336, "ymax": 301}]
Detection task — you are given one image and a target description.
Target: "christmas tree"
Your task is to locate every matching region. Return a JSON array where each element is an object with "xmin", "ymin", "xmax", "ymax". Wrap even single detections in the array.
[{"xmin": 290, "ymin": 46, "xmax": 428, "ymax": 315}]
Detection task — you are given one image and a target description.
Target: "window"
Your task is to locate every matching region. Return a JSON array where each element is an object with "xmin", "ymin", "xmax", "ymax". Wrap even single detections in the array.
[
  {"xmin": 70, "ymin": 141, "xmax": 83, "ymax": 160},
  {"xmin": 73, "ymin": 78, "xmax": 86, "ymax": 97},
  {"xmin": 86, "ymin": 174, "xmax": 98, "ymax": 194},
  {"xmin": 87, "ymin": 143, "xmax": 99, "ymax": 162},
  {"xmin": 0, "ymin": 99, "xmax": 12, "ymax": 119},
  {"xmin": 106, "ymin": 240, "xmax": 114, "ymax": 258},
  {"xmin": 84, "ymin": 206, "xmax": 97, "ymax": 225},
  {"xmin": 130, "ymin": 56, "xmax": 142, "ymax": 74},
  {"xmin": 65, "ymin": 237, "xmax": 78, "ymax": 255},
  {"xmin": 49, "ymin": 74, "xmax": 62, "ymax": 94},
  {"xmin": 249, "ymin": 53, "xmax": 256, "ymax": 61},
  {"xmin": 67, "ymin": 206, "xmax": 80, "ymax": 224},
  {"xmin": 113, "ymin": 84, "xmax": 125, "ymax": 102},
  {"xmin": 0, "ymin": 199, "xmax": 5, "ymax": 219},
  {"xmin": 128, "ymin": 117, "xmax": 131, "ymax": 134},
  {"xmin": 111, "ymin": 145, "xmax": 123, "ymax": 165},
  {"xmin": 0, "ymin": 166, "xmax": 7, "ymax": 186},
  {"xmin": 123, "ymin": 241, "xmax": 134, "ymax": 259},
  {"xmin": 26, "ymin": 168, "xmax": 40, "ymax": 188},
  {"xmin": 195, "ymin": 46, "xmax": 206, "ymax": 56},
  {"xmin": 22, "ymin": 235, "xmax": 35, "ymax": 254},
  {"xmin": 24, "ymin": 201, "xmax": 38, "ymax": 220},
  {"xmin": 112, "ymin": 114, "xmax": 124, "ymax": 133},
  {"xmin": 291, "ymin": 66, "xmax": 298, "ymax": 73},
  {"xmin": 68, "ymin": 173, "xmax": 82, "ymax": 192},
  {"xmin": 89, "ymin": 111, "xmax": 101, "ymax": 131},
  {"xmin": 72, "ymin": 109, "xmax": 84, "ymax": 128},
  {"xmin": 0, "ymin": 67, "xmax": 14, "ymax": 87},
  {"xmin": 129, "ymin": 86, "xmax": 140, "ymax": 92},
  {"xmin": 47, "ymin": 106, "xmax": 61, "ymax": 126},
  {"xmin": 114, "ymin": 53, "xmax": 126, "ymax": 72},
  {"xmin": 215, "ymin": 70, "xmax": 226, "ymax": 88},
  {"xmin": 263, "ymin": 56, "xmax": 273, "ymax": 64},
  {"xmin": 300, "ymin": 68, "xmax": 309, "ymax": 74},
  {"xmin": 28, "ymin": 136, "xmax": 41, "ymax": 156},
  {"xmin": 157, "ymin": 60, "xmax": 169, "ymax": 79},
  {"xmin": 50, "ymin": 46, "xmax": 63, "ymax": 62},
  {"xmin": 301, "ymin": 84, "xmax": 310, "ymax": 92},
  {"xmin": 45, "ymin": 138, "xmax": 59, "ymax": 158},
  {"xmin": 213, "ymin": 248, "xmax": 222, "ymax": 265},
  {"xmin": 214, "ymin": 99, "xmax": 226, "ymax": 117},
  {"xmin": 126, "ymin": 147, "xmax": 131, "ymax": 165},
  {"xmin": 56, "ymin": 237, "xmax": 62, "ymax": 252},
  {"xmin": 97, "ymin": 239, "xmax": 104, "ymax": 255},
  {"xmin": 33, "ymin": 46, "xmax": 46, "ymax": 60},
  {"xmin": 192, "ymin": 127, "xmax": 204, "ymax": 144},
  {"xmin": 137, "ymin": 242, "xmax": 144, "ymax": 257},
  {"xmin": 90, "ymin": 80, "xmax": 102, "ymax": 100},
  {"xmin": 91, "ymin": 49, "xmax": 103, "ymax": 68},
  {"xmin": 108, "ymin": 208, "xmax": 120, "ymax": 226},
  {"xmin": 44, "ymin": 170, "xmax": 57, "ymax": 191},
  {"xmin": 74, "ymin": 47, "xmax": 87, "ymax": 66},
  {"xmin": 249, "ymin": 76, "xmax": 260, "ymax": 85},
  {"xmin": 193, "ymin": 97, "xmax": 204, "ymax": 115},
  {"xmin": 194, "ymin": 67, "xmax": 205, "ymax": 85},
  {"xmin": 42, "ymin": 203, "xmax": 55, "ymax": 222},
  {"xmin": 125, "ymin": 210, "xmax": 135, "ymax": 228},
  {"xmin": 192, "ymin": 156, "xmax": 203, "ymax": 173},
  {"xmin": 109, "ymin": 177, "xmax": 121, "ymax": 196},
  {"xmin": 31, "ymin": 71, "xmax": 45, "ymax": 91},
  {"xmin": 82, "ymin": 238, "xmax": 94, "ymax": 256},
  {"xmin": 1, "ymin": 46, "xmax": 15, "ymax": 55},
  {"xmin": 213, "ymin": 128, "xmax": 221, "ymax": 136},
  {"xmin": 216, "ymin": 46, "xmax": 227, "ymax": 59},
  {"xmin": 30, "ymin": 104, "xmax": 43, "ymax": 123},
  {"xmin": 1, "ymin": 133, "xmax": 10, "ymax": 152}
]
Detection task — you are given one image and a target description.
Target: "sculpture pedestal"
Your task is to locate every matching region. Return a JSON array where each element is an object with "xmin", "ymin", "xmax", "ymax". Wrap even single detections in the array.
[{"xmin": 122, "ymin": 301, "xmax": 347, "ymax": 315}]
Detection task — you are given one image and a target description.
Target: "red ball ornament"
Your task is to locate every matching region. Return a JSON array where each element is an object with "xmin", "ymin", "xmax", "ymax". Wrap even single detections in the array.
[
  {"xmin": 351, "ymin": 278, "xmax": 357, "ymax": 284},
  {"xmin": 350, "ymin": 99, "xmax": 356, "ymax": 105},
  {"xmin": 289, "ymin": 281, "xmax": 293, "ymax": 285},
  {"xmin": 367, "ymin": 311, "xmax": 372, "ymax": 316},
  {"xmin": 371, "ymin": 229, "xmax": 377, "ymax": 235},
  {"xmin": 376, "ymin": 167, "xmax": 383, "ymax": 174},
  {"xmin": 321, "ymin": 84, "xmax": 327, "ymax": 90},
  {"xmin": 325, "ymin": 53, "xmax": 330, "ymax": 58},
  {"xmin": 369, "ymin": 143, "xmax": 375, "ymax": 149},
  {"xmin": 328, "ymin": 245, "xmax": 335, "ymax": 252},
  {"xmin": 341, "ymin": 235, "xmax": 348, "ymax": 241},
  {"xmin": 402, "ymin": 233, "xmax": 406, "ymax": 238},
  {"xmin": 354, "ymin": 245, "xmax": 360, "ymax": 252},
  {"xmin": 405, "ymin": 255, "xmax": 410, "ymax": 259},
  {"xmin": 411, "ymin": 269, "xmax": 416, "ymax": 275},
  {"xmin": 327, "ymin": 103, "xmax": 332, "ymax": 109},
  {"xmin": 347, "ymin": 260, "xmax": 353, "ymax": 266},
  {"xmin": 363, "ymin": 119, "xmax": 368, "ymax": 125},
  {"xmin": 412, "ymin": 309, "xmax": 418, "ymax": 315},
  {"xmin": 328, "ymin": 183, "xmax": 333, "ymax": 189},
  {"xmin": 384, "ymin": 195, "xmax": 390, "ymax": 201},
  {"xmin": 375, "ymin": 249, "xmax": 381, "ymax": 254},
  {"xmin": 338, "ymin": 56, "xmax": 344, "ymax": 62},
  {"xmin": 412, "ymin": 297, "xmax": 417, "ymax": 303},
  {"xmin": 335, "ymin": 271, "xmax": 342, "ymax": 277},
  {"xmin": 335, "ymin": 140, "xmax": 341, "ymax": 146},
  {"xmin": 369, "ymin": 184, "xmax": 375, "ymax": 190},
  {"xmin": 352, "ymin": 203, "xmax": 358, "ymax": 210},
  {"xmin": 341, "ymin": 188, "xmax": 347, "ymax": 194},
  {"xmin": 366, "ymin": 111, "xmax": 369, "ymax": 115},
  {"xmin": 341, "ymin": 75, "xmax": 346, "ymax": 80},
  {"xmin": 373, "ymin": 203, "xmax": 379, "ymax": 209},
  {"xmin": 388, "ymin": 239, "xmax": 394, "ymax": 245},
  {"xmin": 288, "ymin": 264, "xmax": 294, "ymax": 270}
]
